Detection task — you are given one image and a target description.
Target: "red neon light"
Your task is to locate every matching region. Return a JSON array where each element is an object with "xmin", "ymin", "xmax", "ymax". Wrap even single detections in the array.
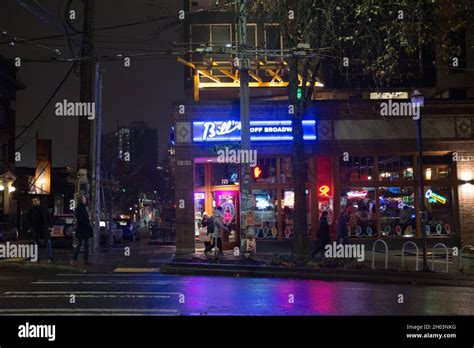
[
  {"xmin": 319, "ymin": 185, "xmax": 331, "ymax": 197},
  {"xmin": 254, "ymin": 166, "xmax": 262, "ymax": 178}
]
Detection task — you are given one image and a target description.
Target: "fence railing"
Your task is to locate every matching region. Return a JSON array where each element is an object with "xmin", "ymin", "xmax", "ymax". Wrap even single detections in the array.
[
  {"xmin": 401, "ymin": 241, "xmax": 419, "ymax": 271},
  {"xmin": 149, "ymin": 223, "xmax": 176, "ymax": 244},
  {"xmin": 371, "ymin": 239, "xmax": 388, "ymax": 270},
  {"xmin": 432, "ymin": 243, "xmax": 449, "ymax": 273}
]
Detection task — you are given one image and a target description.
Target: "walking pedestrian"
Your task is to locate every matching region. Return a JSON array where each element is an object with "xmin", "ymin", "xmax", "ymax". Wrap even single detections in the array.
[
  {"xmin": 200, "ymin": 212, "xmax": 214, "ymax": 256},
  {"xmin": 71, "ymin": 194, "xmax": 94, "ymax": 265},
  {"xmin": 213, "ymin": 206, "xmax": 228, "ymax": 256},
  {"xmin": 27, "ymin": 196, "xmax": 54, "ymax": 262},
  {"xmin": 337, "ymin": 210, "xmax": 349, "ymax": 244},
  {"xmin": 311, "ymin": 211, "xmax": 331, "ymax": 258}
]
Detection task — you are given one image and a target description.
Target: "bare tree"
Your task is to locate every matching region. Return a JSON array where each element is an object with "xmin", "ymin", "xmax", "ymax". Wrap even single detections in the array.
[{"xmin": 251, "ymin": 0, "xmax": 473, "ymax": 256}]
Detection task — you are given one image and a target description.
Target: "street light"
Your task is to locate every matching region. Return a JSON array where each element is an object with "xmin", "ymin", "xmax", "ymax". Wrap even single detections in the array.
[{"xmin": 411, "ymin": 89, "xmax": 430, "ymax": 272}]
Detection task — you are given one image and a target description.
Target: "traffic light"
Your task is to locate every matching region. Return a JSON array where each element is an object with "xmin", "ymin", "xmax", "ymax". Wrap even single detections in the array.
[
  {"xmin": 253, "ymin": 166, "xmax": 262, "ymax": 179},
  {"xmin": 296, "ymin": 87, "xmax": 303, "ymax": 101}
]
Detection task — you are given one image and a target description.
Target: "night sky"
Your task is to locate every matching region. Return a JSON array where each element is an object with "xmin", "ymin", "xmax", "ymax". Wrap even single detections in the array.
[{"xmin": 1, "ymin": 0, "xmax": 184, "ymax": 167}]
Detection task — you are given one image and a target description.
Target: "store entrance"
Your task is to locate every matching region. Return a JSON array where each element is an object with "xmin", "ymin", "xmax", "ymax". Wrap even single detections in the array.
[{"xmin": 194, "ymin": 186, "xmax": 240, "ymax": 251}]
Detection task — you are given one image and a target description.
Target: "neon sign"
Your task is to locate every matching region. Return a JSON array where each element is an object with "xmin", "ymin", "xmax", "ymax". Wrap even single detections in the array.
[
  {"xmin": 347, "ymin": 190, "xmax": 368, "ymax": 198},
  {"xmin": 425, "ymin": 189, "xmax": 446, "ymax": 204},
  {"xmin": 319, "ymin": 185, "xmax": 331, "ymax": 197},
  {"xmin": 193, "ymin": 120, "xmax": 317, "ymax": 142}
]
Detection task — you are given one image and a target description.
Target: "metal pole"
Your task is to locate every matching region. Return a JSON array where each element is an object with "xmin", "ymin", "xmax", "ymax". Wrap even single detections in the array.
[
  {"xmin": 417, "ymin": 109, "xmax": 430, "ymax": 271},
  {"xmin": 92, "ymin": 62, "xmax": 102, "ymax": 255},
  {"xmin": 238, "ymin": 0, "xmax": 252, "ymax": 255}
]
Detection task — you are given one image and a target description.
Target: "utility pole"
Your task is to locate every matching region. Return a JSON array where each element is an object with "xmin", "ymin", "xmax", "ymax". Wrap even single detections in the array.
[
  {"xmin": 237, "ymin": 0, "xmax": 254, "ymax": 255},
  {"xmin": 77, "ymin": 0, "xmax": 95, "ymax": 201},
  {"xmin": 91, "ymin": 62, "xmax": 103, "ymax": 255}
]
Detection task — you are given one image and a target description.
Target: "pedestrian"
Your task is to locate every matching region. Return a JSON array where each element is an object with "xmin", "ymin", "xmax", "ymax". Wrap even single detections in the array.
[
  {"xmin": 213, "ymin": 206, "xmax": 229, "ymax": 256},
  {"xmin": 337, "ymin": 210, "xmax": 349, "ymax": 244},
  {"xmin": 27, "ymin": 196, "xmax": 54, "ymax": 262},
  {"xmin": 71, "ymin": 194, "xmax": 94, "ymax": 265},
  {"xmin": 311, "ymin": 211, "xmax": 331, "ymax": 258},
  {"xmin": 200, "ymin": 212, "xmax": 214, "ymax": 256}
]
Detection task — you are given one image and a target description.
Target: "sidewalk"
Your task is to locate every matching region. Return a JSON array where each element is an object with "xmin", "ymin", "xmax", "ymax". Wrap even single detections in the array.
[
  {"xmin": 0, "ymin": 228, "xmax": 174, "ymax": 273},
  {"xmin": 161, "ymin": 246, "xmax": 474, "ymax": 287}
]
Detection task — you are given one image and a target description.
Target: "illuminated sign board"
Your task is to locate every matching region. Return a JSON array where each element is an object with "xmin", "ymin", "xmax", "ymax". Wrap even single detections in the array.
[
  {"xmin": 347, "ymin": 190, "xmax": 368, "ymax": 199},
  {"xmin": 319, "ymin": 185, "xmax": 331, "ymax": 197},
  {"xmin": 192, "ymin": 120, "xmax": 317, "ymax": 142},
  {"xmin": 425, "ymin": 189, "xmax": 446, "ymax": 204}
]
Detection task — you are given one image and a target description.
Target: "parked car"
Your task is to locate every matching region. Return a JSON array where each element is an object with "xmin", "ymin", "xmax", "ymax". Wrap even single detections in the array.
[
  {"xmin": 51, "ymin": 214, "xmax": 75, "ymax": 247},
  {"xmin": 0, "ymin": 222, "xmax": 19, "ymax": 242},
  {"xmin": 113, "ymin": 218, "xmax": 138, "ymax": 242}
]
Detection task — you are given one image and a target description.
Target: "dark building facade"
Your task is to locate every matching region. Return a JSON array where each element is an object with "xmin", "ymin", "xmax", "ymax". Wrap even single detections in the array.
[{"xmin": 0, "ymin": 56, "xmax": 25, "ymax": 225}]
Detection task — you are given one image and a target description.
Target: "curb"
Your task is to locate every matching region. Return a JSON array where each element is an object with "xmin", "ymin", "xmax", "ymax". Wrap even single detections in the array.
[
  {"xmin": 0, "ymin": 260, "xmax": 81, "ymax": 272},
  {"xmin": 161, "ymin": 262, "xmax": 474, "ymax": 287}
]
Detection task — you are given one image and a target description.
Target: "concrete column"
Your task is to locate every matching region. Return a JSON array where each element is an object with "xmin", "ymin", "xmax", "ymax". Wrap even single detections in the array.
[{"xmin": 174, "ymin": 155, "xmax": 195, "ymax": 255}]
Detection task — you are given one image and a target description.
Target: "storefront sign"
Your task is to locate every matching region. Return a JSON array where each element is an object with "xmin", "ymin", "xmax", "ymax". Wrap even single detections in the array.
[
  {"xmin": 194, "ymin": 192, "xmax": 205, "ymax": 200},
  {"xmin": 192, "ymin": 120, "xmax": 317, "ymax": 142},
  {"xmin": 425, "ymin": 189, "xmax": 446, "ymax": 204},
  {"xmin": 319, "ymin": 185, "xmax": 331, "ymax": 197},
  {"xmin": 347, "ymin": 190, "xmax": 368, "ymax": 199}
]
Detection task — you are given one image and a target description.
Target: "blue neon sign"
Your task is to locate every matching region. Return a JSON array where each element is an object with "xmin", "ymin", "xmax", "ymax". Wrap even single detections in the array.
[{"xmin": 193, "ymin": 120, "xmax": 317, "ymax": 142}]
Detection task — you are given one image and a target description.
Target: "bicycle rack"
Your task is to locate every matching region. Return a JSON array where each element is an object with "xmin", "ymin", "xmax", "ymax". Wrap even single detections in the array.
[
  {"xmin": 432, "ymin": 243, "xmax": 449, "ymax": 273},
  {"xmin": 372, "ymin": 239, "xmax": 388, "ymax": 270},
  {"xmin": 460, "ymin": 245, "xmax": 473, "ymax": 271},
  {"xmin": 401, "ymin": 241, "xmax": 419, "ymax": 271}
]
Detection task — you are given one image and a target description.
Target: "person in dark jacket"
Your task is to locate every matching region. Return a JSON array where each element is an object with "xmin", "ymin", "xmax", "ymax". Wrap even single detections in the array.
[
  {"xmin": 337, "ymin": 211, "xmax": 349, "ymax": 244},
  {"xmin": 311, "ymin": 211, "xmax": 331, "ymax": 258},
  {"xmin": 71, "ymin": 194, "xmax": 93, "ymax": 265},
  {"xmin": 201, "ymin": 212, "xmax": 214, "ymax": 256},
  {"xmin": 27, "ymin": 196, "xmax": 54, "ymax": 262}
]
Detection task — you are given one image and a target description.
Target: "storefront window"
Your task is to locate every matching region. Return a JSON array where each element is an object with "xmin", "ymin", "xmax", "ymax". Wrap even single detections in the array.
[
  {"xmin": 195, "ymin": 163, "xmax": 205, "ymax": 188},
  {"xmin": 379, "ymin": 187, "xmax": 416, "ymax": 237},
  {"xmin": 340, "ymin": 156, "xmax": 374, "ymax": 182},
  {"xmin": 282, "ymin": 190, "xmax": 294, "ymax": 239},
  {"xmin": 280, "ymin": 157, "xmax": 292, "ymax": 184},
  {"xmin": 211, "ymin": 163, "xmax": 239, "ymax": 186},
  {"xmin": 213, "ymin": 190, "xmax": 238, "ymax": 243},
  {"xmin": 340, "ymin": 187, "xmax": 376, "ymax": 237},
  {"xmin": 423, "ymin": 155, "xmax": 452, "ymax": 180},
  {"xmin": 253, "ymin": 189, "xmax": 278, "ymax": 239},
  {"xmin": 423, "ymin": 186, "xmax": 454, "ymax": 236},
  {"xmin": 378, "ymin": 156, "xmax": 414, "ymax": 181}
]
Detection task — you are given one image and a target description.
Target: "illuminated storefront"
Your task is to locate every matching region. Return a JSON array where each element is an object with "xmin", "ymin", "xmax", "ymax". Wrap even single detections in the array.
[{"xmin": 173, "ymin": 100, "xmax": 474, "ymax": 254}]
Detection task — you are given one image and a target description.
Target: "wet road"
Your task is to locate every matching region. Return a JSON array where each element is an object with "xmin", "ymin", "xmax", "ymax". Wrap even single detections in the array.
[{"xmin": 0, "ymin": 271, "xmax": 473, "ymax": 315}]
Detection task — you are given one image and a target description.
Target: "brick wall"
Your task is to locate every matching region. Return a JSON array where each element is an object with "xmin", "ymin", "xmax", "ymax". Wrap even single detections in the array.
[{"xmin": 457, "ymin": 155, "xmax": 474, "ymax": 246}]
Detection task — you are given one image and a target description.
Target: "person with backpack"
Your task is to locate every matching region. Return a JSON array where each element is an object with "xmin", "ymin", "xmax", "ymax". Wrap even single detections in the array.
[{"xmin": 213, "ymin": 206, "xmax": 229, "ymax": 256}]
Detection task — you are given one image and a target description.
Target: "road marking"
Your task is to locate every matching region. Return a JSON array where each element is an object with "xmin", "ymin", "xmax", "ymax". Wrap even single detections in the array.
[
  {"xmin": 4, "ymin": 291, "xmax": 184, "ymax": 295},
  {"xmin": 31, "ymin": 280, "xmax": 189, "ymax": 285},
  {"xmin": 56, "ymin": 273, "xmax": 169, "ymax": 277},
  {"xmin": 113, "ymin": 267, "xmax": 161, "ymax": 273},
  {"xmin": 0, "ymin": 308, "xmax": 179, "ymax": 316}
]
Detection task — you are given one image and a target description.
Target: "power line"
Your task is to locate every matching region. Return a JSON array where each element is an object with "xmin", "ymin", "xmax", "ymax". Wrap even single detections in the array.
[{"xmin": 15, "ymin": 61, "xmax": 77, "ymax": 148}]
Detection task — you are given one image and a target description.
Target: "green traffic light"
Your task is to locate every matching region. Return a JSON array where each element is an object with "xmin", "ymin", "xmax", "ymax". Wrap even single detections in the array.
[{"xmin": 297, "ymin": 87, "xmax": 303, "ymax": 101}]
